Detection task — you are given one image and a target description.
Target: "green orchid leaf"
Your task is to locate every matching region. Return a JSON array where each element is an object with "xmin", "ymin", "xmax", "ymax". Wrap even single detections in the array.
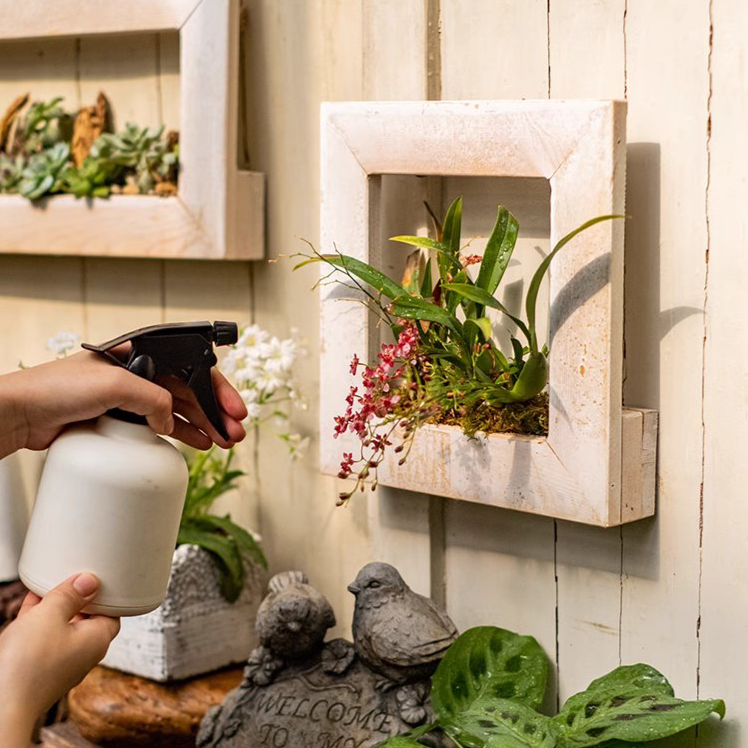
[
  {"xmin": 442, "ymin": 283, "xmax": 531, "ymax": 343},
  {"xmin": 431, "ymin": 626, "xmax": 549, "ymax": 722},
  {"xmin": 525, "ymin": 215, "xmax": 624, "ymax": 351},
  {"xmin": 390, "ymin": 235, "xmax": 450, "ymax": 254},
  {"xmin": 391, "ymin": 295, "xmax": 463, "ymax": 336},
  {"xmin": 419, "ymin": 257, "xmax": 433, "ymax": 298},
  {"xmin": 475, "ymin": 206, "xmax": 520, "ymax": 296},
  {"xmin": 438, "ymin": 196, "xmax": 463, "ymax": 280},
  {"xmin": 447, "ymin": 698, "xmax": 559, "ymax": 748},
  {"xmin": 554, "ymin": 664, "xmax": 725, "ymax": 747},
  {"xmin": 510, "ymin": 337, "xmax": 526, "ymax": 366},
  {"xmin": 465, "ymin": 317, "xmax": 493, "ymax": 344},
  {"xmin": 298, "ymin": 253, "xmax": 406, "ymax": 300}
]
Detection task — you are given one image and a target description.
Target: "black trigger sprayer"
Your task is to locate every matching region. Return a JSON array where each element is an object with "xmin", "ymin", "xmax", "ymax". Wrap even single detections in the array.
[{"xmin": 18, "ymin": 321, "xmax": 239, "ymax": 616}]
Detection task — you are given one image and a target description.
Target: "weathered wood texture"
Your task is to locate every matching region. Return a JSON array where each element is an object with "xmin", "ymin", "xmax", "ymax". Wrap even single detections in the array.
[{"xmin": 0, "ymin": 1, "xmax": 737, "ymax": 743}]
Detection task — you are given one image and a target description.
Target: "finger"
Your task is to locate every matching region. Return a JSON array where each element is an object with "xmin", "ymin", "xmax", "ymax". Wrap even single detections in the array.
[
  {"xmin": 213, "ymin": 369, "xmax": 249, "ymax": 421},
  {"xmin": 17, "ymin": 591, "xmax": 42, "ymax": 619},
  {"xmin": 74, "ymin": 616, "xmax": 121, "ymax": 661},
  {"xmin": 42, "ymin": 572, "xmax": 100, "ymax": 622},
  {"xmin": 163, "ymin": 375, "xmax": 246, "ymax": 445},
  {"xmin": 169, "ymin": 415, "xmax": 213, "ymax": 451},
  {"xmin": 100, "ymin": 369, "xmax": 175, "ymax": 435}
]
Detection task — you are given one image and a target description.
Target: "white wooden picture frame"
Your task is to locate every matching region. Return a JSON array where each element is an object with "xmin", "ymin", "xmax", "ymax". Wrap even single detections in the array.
[
  {"xmin": 0, "ymin": 0, "xmax": 263, "ymax": 260},
  {"xmin": 320, "ymin": 100, "xmax": 657, "ymax": 527}
]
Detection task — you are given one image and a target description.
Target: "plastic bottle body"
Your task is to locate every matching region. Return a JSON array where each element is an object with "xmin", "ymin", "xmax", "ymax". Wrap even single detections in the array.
[{"xmin": 19, "ymin": 416, "xmax": 189, "ymax": 616}]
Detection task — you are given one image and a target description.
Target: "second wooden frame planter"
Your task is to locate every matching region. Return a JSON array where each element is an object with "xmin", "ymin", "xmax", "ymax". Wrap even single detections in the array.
[{"xmin": 319, "ymin": 100, "xmax": 657, "ymax": 527}]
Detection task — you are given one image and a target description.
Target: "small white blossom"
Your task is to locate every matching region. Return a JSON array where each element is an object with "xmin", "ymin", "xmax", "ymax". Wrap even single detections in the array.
[{"xmin": 46, "ymin": 331, "xmax": 81, "ymax": 358}]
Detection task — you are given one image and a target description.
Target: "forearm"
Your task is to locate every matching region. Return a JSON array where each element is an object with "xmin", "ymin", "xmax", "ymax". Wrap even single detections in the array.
[
  {"xmin": 0, "ymin": 370, "xmax": 28, "ymax": 459},
  {"xmin": 0, "ymin": 702, "xmax": 36, "ymax": 748}
]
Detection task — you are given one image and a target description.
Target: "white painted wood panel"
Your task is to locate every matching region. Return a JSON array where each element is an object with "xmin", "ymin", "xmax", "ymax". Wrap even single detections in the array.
[
  {"xmin": 620, "ymin": 0, "xmax": 709, "ymax": 702},
  {"xmin": 699, "ymin": 0, "xmax": 748, "ymax": 743}
]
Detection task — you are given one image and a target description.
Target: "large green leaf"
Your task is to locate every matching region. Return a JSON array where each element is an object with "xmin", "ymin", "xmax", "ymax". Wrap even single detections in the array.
[
  {"xmin": 431, "ymin": 627, "xmax": 549, "ymax": 722},
  {"xmin": 374, "ymin": 738, "xmax": 426, "ymax": 748},
  {"xmin": 188, "ymin": 514, "xmax": 267, "ymax": 570},
  {"xmin": 555, "ymin": 664, "xmax": 725, "ymax": 748},
  {"xmin": 391, "ymin": 295, "xmax": 463, "ymax": 336},
  {"xmin": 448, "ymin": 698, "xmax": 559, "ymax": 748},
  {"xmin": 525, "ymin": 215, "xmax": 623, "ymax": 352},
  {"xmin": 475, "ymin": 206, "xmax": 520, "ymax": 296},
  {"xmin": 296, "ymin": 253, "xmax": 405, "ymax": 300},
  {"xmin": 177, "ymin": 523, "xmax": 245, "ymax": 602}
]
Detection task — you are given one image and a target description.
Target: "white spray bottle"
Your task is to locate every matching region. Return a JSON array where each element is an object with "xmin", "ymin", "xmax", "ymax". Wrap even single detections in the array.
[{"xmin": 18, "ymin": 321, "xmax": 238, "ymax": 616}]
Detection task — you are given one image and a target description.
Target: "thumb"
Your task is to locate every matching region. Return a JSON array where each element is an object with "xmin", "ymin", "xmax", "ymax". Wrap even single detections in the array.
[{"xmin": 42, "ymin": 572, "xmax": 100, "ymax": 621}]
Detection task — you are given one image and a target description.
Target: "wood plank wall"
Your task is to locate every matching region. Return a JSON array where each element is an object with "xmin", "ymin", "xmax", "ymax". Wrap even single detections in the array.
[{"xmin": 0, "ymin": 2, "xmax": 742, "ymax": 743}]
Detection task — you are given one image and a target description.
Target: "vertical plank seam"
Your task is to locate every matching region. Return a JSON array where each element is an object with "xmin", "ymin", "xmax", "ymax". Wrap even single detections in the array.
[
  {"xmin": 696, "ymin": 0, "xmax": 714, "ymax": 704},
  {"xmin": 74, "ymin": 37, "xmax": 82, "ymax": 107},
  {"xmin": 426, "ymin": 0, "xmax": 442, "ymax": 102},
  {"xmin": 546, "ymin": 0, "xmax": 551, "ymax": 99},
  {"xmin": 155, "ymin": 33, "xmax": 164, "ymax": 127},
  {"xmin": 620, "ymin": 0, "xmax": 628, "ymax": 669},
  {"xmin": 547, "ymin": 0, "xmax": 559, "ymax": 709},
  {"xmin": 426, "ymin": 0, "xmax": 446, "ymax": 607}
]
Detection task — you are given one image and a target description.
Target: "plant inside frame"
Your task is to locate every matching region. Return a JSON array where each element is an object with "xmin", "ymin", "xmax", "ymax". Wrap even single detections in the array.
[
  {"xmin": 299, "ymin": 197, "xmax": 621, "ymax": 504},
  {"xmin": 375, "ymin": 626, "xmax": 725, "ymax": 748}
]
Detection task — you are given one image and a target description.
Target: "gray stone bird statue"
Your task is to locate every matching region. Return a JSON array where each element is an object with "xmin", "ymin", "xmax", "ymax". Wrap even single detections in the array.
[
  {"xmin": 245, "ymin": 571, "xmax": 336, "ymax": 686},
  {"xmin": 348, "ymin": 562, "xmax": 458, "ymax": 686}
]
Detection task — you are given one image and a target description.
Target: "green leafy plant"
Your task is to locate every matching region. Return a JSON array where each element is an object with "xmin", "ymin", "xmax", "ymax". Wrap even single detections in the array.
[
  {"xmin": 18, "ymin": 142, "xmax": 71, "ymax": 200},
  {"xmin": 178, "ymin": 447, "xmax": 267, "ymax": 603},
  {"xmin": 297, "ymin": 198, "xmax": 622, "ymax": 503},
  {"xmin": 0, "ymin": 94, "xmax": 179, "ymax": 200},
  {"xmin": 20, "ymin": 96, "xmax": 73, "ymax": 153},
  {"xmin": 377, "ymin": 626, "xmax": 724, "ymax": 748},
  {"xmin": 90, "ymin": 123, "xmax": 178, "ymax": 194}
]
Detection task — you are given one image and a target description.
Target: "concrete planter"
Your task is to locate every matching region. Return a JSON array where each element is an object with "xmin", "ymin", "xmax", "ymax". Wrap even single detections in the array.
[{"xmin": 102, "ymin": 543, "xmax": 265, "ymax": 682}]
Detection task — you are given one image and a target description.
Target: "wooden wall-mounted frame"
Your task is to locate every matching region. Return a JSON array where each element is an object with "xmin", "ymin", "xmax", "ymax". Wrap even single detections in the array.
[
  {"xmin": 0, "ymin": 0, "xmax": 264, "ymax": 260},
  {"xmin": 319, "ymin": 100, "xmax": 657, "ymax": 527}
]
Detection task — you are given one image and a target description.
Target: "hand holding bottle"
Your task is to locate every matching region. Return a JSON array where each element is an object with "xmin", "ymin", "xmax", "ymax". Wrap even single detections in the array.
[
  {"xmin": 0, "ymin": 573, "xmax": 119, "ymax": 748},
  {"xmin": 0, "ymin": 349, "xmax": 248, "ymax": 458}
]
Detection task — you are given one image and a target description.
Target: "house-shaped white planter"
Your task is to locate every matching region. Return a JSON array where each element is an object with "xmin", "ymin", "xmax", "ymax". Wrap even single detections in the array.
[
  {"xmin": 319, "ymin": 100, "xmax": 657, "ymax": 527},
  {"xmin": 0, "ymin": 0, "xmax": 263, "ymax": 259}
]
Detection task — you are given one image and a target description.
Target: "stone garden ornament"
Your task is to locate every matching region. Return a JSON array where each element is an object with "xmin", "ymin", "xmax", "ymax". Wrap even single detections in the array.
[{"xmin": 197, "ymin": 563, "xmax": 458, "ymax": 748}]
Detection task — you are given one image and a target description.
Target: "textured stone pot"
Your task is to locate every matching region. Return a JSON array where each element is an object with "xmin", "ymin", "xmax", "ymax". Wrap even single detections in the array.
[{"xmin": 102, "ymin": 543, "xmax": 264, "ymax": 682}]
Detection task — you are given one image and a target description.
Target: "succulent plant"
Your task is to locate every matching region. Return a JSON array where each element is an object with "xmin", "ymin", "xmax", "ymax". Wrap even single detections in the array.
[
  {"xmin": 0, "ymin": 152, "xmax": 25, "ymax": 193},
  {"xmin": 21, "ymin": 97, "xmax": 73, "ymax": 153},
  {"xmin": 89, "ymin": 123, "xmax": 177, "ymax": 194},
  {"xmin": 18, "ymin": 142, "xmax": 72, "ymax": 200},
  {"xmin": 62, "ymin": 154, "xmax": 119, "ymax": 199}
]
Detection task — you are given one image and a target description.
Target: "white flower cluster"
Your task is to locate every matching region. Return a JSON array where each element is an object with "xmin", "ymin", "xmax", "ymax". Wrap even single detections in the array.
[
  {"xmin": 46, "ymin": 331, "xmax": 81, "ymax": 358},
  {"xmin": 221, "ymin": 324, "xmax": 306, "ymax": 440}
]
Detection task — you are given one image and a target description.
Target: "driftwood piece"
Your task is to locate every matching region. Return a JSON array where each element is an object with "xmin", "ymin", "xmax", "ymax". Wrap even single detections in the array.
[
  {"xmin": 40, "ymin": 722, "xmax": 98, "ymax": 748},
  {"xmin": 71, "ymin": 92, "xmax": 110, "ymax": 167},
  {"xmin": 0, "ymin": 92, "xmax": 29, "ymax": 153},
  {"xmin": 68, "ymin": 665, "xmax": 242, "ymax": 748}
]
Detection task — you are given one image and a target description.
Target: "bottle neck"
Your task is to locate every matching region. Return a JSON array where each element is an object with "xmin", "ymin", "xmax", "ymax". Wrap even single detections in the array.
[{"xmin": 96, "ymin": 415, "xmax": 159, "ymax": 444}]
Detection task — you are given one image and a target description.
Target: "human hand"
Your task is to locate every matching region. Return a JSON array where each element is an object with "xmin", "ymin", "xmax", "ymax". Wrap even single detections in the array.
[
  {"xmin": 0, "ymin": 573, "xmax": 119, "ymax": 746},
  {"xmin": 0, "ymin": 350, "xmax": 248, "ymax": 458}
]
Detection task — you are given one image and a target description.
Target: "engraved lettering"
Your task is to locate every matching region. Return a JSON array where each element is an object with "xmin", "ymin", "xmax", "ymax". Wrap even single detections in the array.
[
  {"xmin": 293, "ymin": 697, "xmax": 311, "ymax": 718},
  {"xmin": 310, "ymin": 699, "xmax": 329, "ymax": 722},
  {"xmin": 327, "ymin": 702, "xmax": 346, "ymax": 722}
]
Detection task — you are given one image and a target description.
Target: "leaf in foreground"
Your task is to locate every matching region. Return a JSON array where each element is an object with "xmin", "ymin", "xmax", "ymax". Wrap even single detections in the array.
[
  {"xmin": 554, "ymin": 664, "xmax": 725, "ymax": 747},
  {"xmin": 448, "ymin": 698, "xmax": 558, "ymax": 748},
  {"xmin": 431, "ymin": 626, "xmax": 549, "ymax": 721}
]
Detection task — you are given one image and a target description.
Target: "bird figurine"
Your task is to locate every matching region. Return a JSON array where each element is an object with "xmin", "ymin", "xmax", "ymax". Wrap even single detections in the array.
[
  {"xmin": 245, "ymin": 571, "xmax": 336, "ymax": 686},
  {"xmin": 348, "ymin": 562, "xmax": 458, "ymax": 687}
]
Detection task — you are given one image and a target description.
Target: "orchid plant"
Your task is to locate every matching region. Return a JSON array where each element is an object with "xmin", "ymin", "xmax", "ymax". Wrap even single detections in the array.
[{"xmin": 298, "ymin": 198, "xmax": 621, "ymax": 504}]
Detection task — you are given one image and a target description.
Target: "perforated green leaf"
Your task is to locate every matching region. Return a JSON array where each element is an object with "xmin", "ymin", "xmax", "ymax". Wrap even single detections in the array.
[
  {"xmin": 431, "ymin": 626, "xmax": 549, "ymax": 722},
  {"xmin": 555, "ymin": 664, "xmax": 725, "ymax": 747},
  {"xmin": 448, "ymin": 698, "xmax": 558, "ymax": 748}
]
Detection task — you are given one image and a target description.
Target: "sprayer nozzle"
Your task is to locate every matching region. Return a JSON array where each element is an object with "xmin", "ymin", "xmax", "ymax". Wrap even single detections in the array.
[{"xmin": 213, "ymin": 321, "xmax": 239, "ymax": 347}]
